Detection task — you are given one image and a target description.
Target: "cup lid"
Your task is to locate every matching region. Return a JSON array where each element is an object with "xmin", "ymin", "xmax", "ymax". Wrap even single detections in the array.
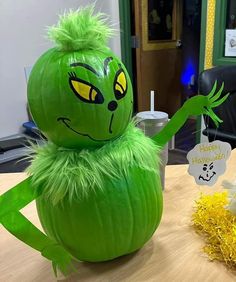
[{"xmin": 136, "ymin": 111, "xmax": 168, "ymax": 122}]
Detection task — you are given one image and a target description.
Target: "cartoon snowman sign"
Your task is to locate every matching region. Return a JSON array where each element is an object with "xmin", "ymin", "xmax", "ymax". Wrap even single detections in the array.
[{"xmin": 187, "ymin": 140, "xmax": 231, "ymax": 186}]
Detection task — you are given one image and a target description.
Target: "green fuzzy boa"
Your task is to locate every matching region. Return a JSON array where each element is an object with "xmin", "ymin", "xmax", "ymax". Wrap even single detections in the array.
[
  {"xmin": 48, "ymin": 5, "xmax": 114, "ymax": 52},
  {"xmin": 27, "ymin": 123, "xmax": 160, "ymax": 204}
]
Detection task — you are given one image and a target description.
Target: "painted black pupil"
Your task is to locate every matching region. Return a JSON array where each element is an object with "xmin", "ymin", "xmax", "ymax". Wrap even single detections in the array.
[
  {"xmin": 203, "ymin": 167, "xmax": 207, "ymax": 171},
  {"xmin": 108, "ymin": 100, "xmax": 118, "ymax": 111},
  {"xmin": 115, "ymin": 89, "xmax": 124, "ymax": 100}
]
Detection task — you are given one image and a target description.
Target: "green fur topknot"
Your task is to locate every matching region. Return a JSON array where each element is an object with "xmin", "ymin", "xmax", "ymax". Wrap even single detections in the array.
[
  {"xmin": 27, "ymin": 123, "xmax": 160, "ymax": 205},
  {"xmin": 48, "ymin": 5, "xmax": 114, "ymax": 51}
]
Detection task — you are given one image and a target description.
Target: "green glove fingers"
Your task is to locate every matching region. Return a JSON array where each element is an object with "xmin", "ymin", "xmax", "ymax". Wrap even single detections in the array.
[
  {"xmin": 1, "ymin": 210, "xmax": 75, "ymax": 277},
  {"xmin": 210, "ymin": 93, "xmax": 229, "ymax": 108},
  {"xmin": 208, "ymin": 82, "xmax": 224, "ymax": 103},
  {"xmin": 207, "ymin": 80, "xmax": 217, "ymax": 99},
  {"xmin": 204, "ymin": 81, "xmax": 229, "ymax": 127},
  {"xmin": 204, "ymin": 108, "xmax": 222, "ymax": 127},
  {"xmin": 41, "ymin": 244, "xmax": 76, "ymax": 276},
  {"xmin": 152, "ymin": 81, "xmax": 229, "ymax": 147}
]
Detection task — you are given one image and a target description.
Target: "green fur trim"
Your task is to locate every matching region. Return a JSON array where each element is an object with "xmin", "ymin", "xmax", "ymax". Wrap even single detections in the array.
[
  {"xmin": 48, "ymin": 5, "xmax": 114, "ymax": 51},
  {"xmin": 27, "ymin": 123, "xmax": 160, "ymax": 204}
]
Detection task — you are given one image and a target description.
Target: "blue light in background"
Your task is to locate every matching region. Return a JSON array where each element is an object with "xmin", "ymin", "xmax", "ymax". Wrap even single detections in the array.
[{"xmin": 181, "ymin": 59, "xmax": 196, "ymax": 85}]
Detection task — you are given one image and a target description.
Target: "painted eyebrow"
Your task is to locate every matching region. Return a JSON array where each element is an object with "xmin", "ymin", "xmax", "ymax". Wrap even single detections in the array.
[
  {"xmin": 103, "ymin": 57, "xmax": 113, "ymax": 75},
  {"xmin": 70, "ymin": 62, "xmax": 100, "ymax": 76},
  {"xmin": 70, "ymin": 57, "xmax": 113, "ymax": 77}
]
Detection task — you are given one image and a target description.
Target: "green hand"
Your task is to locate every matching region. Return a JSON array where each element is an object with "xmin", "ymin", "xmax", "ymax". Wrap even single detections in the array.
[
  {"xmin": 183, "ymin": 81, "xmax": 229, "ymax": 127},
  {"xmin": 0, "ymin": 179, "xmax": 76, "ymax": 277},
  {"xmin": 41, "ymin": 244, "xmax": 76, "ymax": 276},
  {"xmin": 1, "ymin": 210, "xmax": 76, "ymax": 277},
  {"xmin": 153, "ymin": 81, "xmax": 229, "ymax": 147}
]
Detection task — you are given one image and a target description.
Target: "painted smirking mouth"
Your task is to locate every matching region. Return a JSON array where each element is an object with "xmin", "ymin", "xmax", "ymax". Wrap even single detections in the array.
[{"xmin": 57, "ymin": 115, "xmax": 115, "ymax": 142}]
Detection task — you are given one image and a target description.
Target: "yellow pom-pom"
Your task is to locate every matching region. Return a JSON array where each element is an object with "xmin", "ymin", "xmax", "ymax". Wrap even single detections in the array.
[{"xmin": 192, "ymin": 192, "xmax": 236, "ymax": 268}]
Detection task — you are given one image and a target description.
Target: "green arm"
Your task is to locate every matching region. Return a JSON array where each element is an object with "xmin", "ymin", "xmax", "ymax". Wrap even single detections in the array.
[
  {"xmin": 0, "ymin": 176, "xmax": 37, "ymax": 218},
  {"xmin": 153, "ymin": 106, "xmax": 188, "ymax": 148},
  {"xmin": 1, "ymin": 211, "xmax": 73, "ymax": 275},
  {"xmin": 153, "ymin": 82, "xmax": 229, "ymax": 148},
  {"xmin": 0, "ymin": 177, "xmax": 74, "ymax": 276}
]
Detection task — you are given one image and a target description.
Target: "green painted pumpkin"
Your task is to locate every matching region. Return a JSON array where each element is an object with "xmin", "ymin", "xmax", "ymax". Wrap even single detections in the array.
[
  {"xmin": 28, "ymin": 8, "xmax": 133, "ymax": 149},
  {"xmin": 27, "ymin": 7, "xmax": 163, "ymax": 263},
  {"xmin": 28, "ymin": 49, "xmax": 133, "ymax": 149},
  {"xmin": 36, "ymin": 165, "xmax": 162, "ymax": 262}
]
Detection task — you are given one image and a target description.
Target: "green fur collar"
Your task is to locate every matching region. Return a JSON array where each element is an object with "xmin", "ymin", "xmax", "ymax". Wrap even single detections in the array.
[{"xmin": 27, "ymin": 123, "xmax": 160, "ymax": 204}]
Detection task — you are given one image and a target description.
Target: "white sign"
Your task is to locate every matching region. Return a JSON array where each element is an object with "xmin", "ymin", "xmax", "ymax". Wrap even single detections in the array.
[
  {"xmin": 225, "ymin": 29, "xmax": 236, "ymax": 57},
  {"xmin": 187, "ymin": 141, "xmax": 231, "ymax": 186}
]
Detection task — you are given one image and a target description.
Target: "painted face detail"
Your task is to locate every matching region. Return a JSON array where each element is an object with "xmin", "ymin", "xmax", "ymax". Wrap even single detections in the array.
[
  {"xmin": 68, "ymin": 59, "xmax": 128, "ymax": 105},
  {"xmin": 113, "ymin": 68, "xmax": 128, "ymax": 100},
  {"xmin": 56, "ymin": 116, "xmax": 116, "ymax": 142},
  {"xmin": 198, "ymin": 163, "xmax": 216, "ymax": 182},
  {"xmin": 69, "ymin": 72, "xmax": 104, "ymax": 104},
  {"xmin": 60, "ymin": 57, "xmax": 129, "ymax": 140},
  {"xmin": 56, "ymin": 55, "xmax": 132, "ymax": 148},
  {"xmin": 28, "ymin": 50, "xmax": 133, "ymax": 149}
]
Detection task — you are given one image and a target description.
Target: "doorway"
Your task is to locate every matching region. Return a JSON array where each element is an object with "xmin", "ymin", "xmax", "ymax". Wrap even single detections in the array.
[
  {"xmin": 132, "ymin": 0, "xmax": 183, "ymax": 116},
  {"xmin": 120, "ymin": 0, "xmax": 202, "ymax": 157}
]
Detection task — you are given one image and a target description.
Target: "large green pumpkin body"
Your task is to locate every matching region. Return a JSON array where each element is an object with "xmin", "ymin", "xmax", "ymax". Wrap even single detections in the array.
[
  {"xmin": 36, "ymin": 167, "xmax": 162, "ymax": 262},
  {"xmin": 28, "ymin": 48, "xmax": 133, "ymax": 149}
]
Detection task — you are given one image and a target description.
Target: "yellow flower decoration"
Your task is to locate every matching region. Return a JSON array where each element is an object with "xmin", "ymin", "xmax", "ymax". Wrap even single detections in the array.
[{"xmin": 192, "ymin": 192, "xmax": 236, "ymax": 269}]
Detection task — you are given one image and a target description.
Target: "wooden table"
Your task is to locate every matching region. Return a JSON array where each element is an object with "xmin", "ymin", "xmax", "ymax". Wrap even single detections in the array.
[{"xmin": 1, "ymin": 151, "xmax": 236, "ymax": 282}]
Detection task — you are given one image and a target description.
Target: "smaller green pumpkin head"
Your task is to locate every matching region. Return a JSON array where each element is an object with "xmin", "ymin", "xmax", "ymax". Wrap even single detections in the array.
[{"xmin": 27, "ymin": 6, "xmax": 133, "ymax": 149}]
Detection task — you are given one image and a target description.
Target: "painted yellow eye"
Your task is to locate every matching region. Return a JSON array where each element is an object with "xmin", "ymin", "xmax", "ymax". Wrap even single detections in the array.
[
  {"xmin": 69, "ymin": 75, "xmax": 104, "ymax": 104},
  {"xmin": 71, "ymin": 80, "xmax": 97, "ymax": 101},
  {"xmin": 114, "ymin": 69, "xmax": 128, "ymax": 100}
]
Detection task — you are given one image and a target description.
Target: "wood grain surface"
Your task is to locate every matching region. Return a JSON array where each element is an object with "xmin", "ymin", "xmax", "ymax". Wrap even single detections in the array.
[{"xmin": 1, "ymin": 151, "xmax": 236, "ymax": 281}]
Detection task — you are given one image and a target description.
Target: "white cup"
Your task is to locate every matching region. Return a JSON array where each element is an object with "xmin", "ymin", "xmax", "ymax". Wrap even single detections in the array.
[{"xmin": 136, "ymin": 111, "xmax": 169, "ymax": 190}]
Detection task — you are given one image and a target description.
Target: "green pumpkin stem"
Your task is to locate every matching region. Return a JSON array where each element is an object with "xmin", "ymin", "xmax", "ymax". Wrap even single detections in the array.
[{"xmin": 48, "ymin": 5, "xmax": 115, "ymax": 52}]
